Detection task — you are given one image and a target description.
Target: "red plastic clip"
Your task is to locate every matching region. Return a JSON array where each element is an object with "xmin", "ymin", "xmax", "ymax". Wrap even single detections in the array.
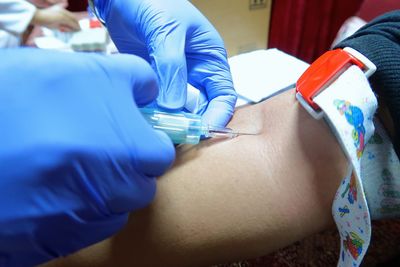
[{"xmin": 295, "ymin": 47, "xmax": 376, "ymax": 119}]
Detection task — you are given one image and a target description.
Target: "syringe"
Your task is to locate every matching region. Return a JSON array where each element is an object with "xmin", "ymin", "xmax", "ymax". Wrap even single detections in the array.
[{"xmin": 140, "ymin": 108, "xmax": 257, "ymax": 144}]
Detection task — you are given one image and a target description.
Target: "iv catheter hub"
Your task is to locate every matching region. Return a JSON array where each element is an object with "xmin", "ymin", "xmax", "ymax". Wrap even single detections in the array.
[{"xmin": 140, "ymin": 108, "xmax": 257, "ymax": 144}]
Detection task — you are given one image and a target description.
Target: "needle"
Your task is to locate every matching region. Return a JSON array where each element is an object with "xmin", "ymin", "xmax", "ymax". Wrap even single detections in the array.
[{"xmin": 205, "ymin": 126, "xmax": 259, "ymax": 138}]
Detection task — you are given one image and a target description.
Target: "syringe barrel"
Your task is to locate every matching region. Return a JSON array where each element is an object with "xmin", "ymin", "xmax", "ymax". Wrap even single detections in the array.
[{"xmin": 140, "ymin": 108, "xmax": 203, "ymax": 144}]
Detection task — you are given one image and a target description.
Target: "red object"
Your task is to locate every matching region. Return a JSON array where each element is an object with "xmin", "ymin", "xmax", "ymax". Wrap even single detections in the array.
[
  {"xmin": 89, "ymin": 19, "xmax": 102, "ymax": 28},
  {"xmin": 268, "ymin": 0, "xmax": 363, "ymax": 63},
  {"xmin": 296, "ymin": 49, "xmax": 365, "ymax": 110}
]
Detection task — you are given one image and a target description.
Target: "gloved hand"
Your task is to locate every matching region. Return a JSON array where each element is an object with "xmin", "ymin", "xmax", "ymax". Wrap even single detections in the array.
[
  {"xmin": 93, "ymin": 0, "xmax": 237, "ymax": 127},
  {"xmin": 0, "ymin": 48, "xmax": 175, "ymax": 267}
]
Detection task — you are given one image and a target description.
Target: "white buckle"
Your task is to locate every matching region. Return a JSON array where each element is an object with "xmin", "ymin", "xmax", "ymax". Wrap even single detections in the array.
[
  {"xmin": 343, "ymin": 47, "xmax": 376, "ymax": 78},
  {"xmin": 296, "ymin": 92, "xmax": 324, "ymax": 120}
]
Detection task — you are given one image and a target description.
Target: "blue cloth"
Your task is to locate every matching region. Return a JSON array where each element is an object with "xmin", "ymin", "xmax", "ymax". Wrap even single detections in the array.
[
  {"xmin": 0, "ymin": 48, "xmax": 175, "ymax": 266},
  {"xmin": 94, "ymin": 0, "xmax": 237, "ymax": 127}
]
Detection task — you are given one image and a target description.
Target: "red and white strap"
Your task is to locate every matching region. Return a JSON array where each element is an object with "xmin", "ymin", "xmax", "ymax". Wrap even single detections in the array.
[{"xmin": 296, "ymin": 48, "xmax": 378, "ymax": 267}]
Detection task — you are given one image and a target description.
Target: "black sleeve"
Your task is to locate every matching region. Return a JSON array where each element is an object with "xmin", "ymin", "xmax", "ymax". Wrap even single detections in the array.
[{"xmin": 335, "ymin": 10, "xmax": 400, "ymax": 158}]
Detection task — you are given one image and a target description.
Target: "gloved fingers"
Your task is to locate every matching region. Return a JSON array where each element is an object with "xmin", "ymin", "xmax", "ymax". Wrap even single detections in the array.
[
  {"xmin": 103, "ymin": 130, "xmax": 174, "ymax": 213},
  {"xmin": 185, "ymin": 79, "xmax": 237, "ymax": 127},
  {"xmin": 106, "ymin": 170, "xmax": 157, "ymax": 214},
  {"xmin": 185, "ymin": 83, "xmax": 236, "ymax": 127},
  {"xmin": 186, "ymin": 45, "xmax": 237, "ymax": 126},
  {"xmin": 70, "ymin": 129, "xmax": 172, "ymax": 214},
  {"xmin": 193, "ymin": 70, "xmax": 237, "ymax": 126},
  {"xmin": 184, "ymin": 83, "xmax": 208, "ymax": 114},
  {"xmin": 201, "ymin": 94, "xmax": 237, "ymax": 127},
  {"xmin": 100, "ymin": 53, "xmax": 160, "ymax": 106},
  {"xmin": 148, "ymin": 28, "xmax": 188, "ymax": 111},
  {"xmin": 97, "ymin": 130, "xmax": 174, "ymax": 214},
  {"xmin": 133, "ymin": 129, "xmax": 175, "ymax": 177}
]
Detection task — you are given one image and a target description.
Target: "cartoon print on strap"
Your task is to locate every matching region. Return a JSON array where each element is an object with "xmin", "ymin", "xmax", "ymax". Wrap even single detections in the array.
[
  {"xmin": 338, "ymin": 205, "xmax": 350, "ymax": 217},
  {"xmin": 334, "ymin": 100, "xmax": 366, "ymax": 159},
  {"xmin": 343, "ymin": 231, "xmax": 364, "ymax": 260},
  {"xmin": 341, "ymin": 173, "xmax": 358, "ymax": 204}
]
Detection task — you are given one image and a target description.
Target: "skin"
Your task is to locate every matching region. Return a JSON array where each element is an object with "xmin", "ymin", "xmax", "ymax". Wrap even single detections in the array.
[
  {"xmin": 29, "ymin": 0, "xmax": 68, "ymax": 8},
  {"xmin": 31, "ymin": 5, "xmax": 80, "ymax": 32},
  {"xmin": 43, "ymin": 89, "xmax": 349, "ymax": 267}
]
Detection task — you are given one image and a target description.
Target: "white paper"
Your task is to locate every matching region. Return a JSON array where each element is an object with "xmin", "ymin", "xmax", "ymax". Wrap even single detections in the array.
[{"xmin": 228, "ymin": 49, "xmax": 309, "ymax": 103}]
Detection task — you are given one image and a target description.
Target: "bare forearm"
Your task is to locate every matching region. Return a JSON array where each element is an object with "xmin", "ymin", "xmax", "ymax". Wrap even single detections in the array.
[{"xmin": 44, "ymin": 89, "xmax": 348, "ymax": 267}]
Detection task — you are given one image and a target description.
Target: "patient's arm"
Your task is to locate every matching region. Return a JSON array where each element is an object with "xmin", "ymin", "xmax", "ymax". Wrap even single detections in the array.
[{"xmin": 44, "ymin": 89, "xmax": 348, "ymax": 267}]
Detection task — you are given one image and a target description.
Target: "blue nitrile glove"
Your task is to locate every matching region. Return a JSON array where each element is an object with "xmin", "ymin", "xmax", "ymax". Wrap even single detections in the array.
[
  {"xmin": 93, "ymin": 0, "xmax": 237, "ymax": 127},
  {"xmin": 0, "ymin": 48, "xmax": 175, "ymax": 267}
]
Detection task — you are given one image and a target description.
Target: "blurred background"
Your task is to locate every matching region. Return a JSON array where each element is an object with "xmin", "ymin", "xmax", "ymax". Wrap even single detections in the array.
[{"xmin": 21, "ymin": 0, "xmax": 400, "ymax": 62}]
